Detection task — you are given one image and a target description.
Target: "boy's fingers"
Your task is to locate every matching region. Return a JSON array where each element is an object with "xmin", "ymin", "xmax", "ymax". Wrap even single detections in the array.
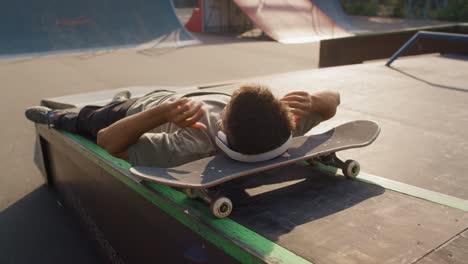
[
  {"xmin": 280, "ymin": 95, "xmax": 309, "ymax": 102},
  {"xmin": 174, "ymin": 104, "xmax": 190, "ymax": 115},
  {"xmin": 185, "ymin": 103, "xmax": 203, "ymax": 118},
  {"xmin": 284, "ymin": 91, "xmax": 309, "ymax": 97},
  {"xmin": 169, "ymin": 99, "xmax": 207, "ymax": 128},
  {"xmin": 170, "ymin": 100, "xmax": 192, "ymax": 116},
  {"xmin": 172, "ymin": 98, "xmax": 190, "ymax": 107},
  {"xmin": 190, "ymin": 122, "xmax": 208, "ymax": 130},
  {"xmin": 179, "ymin": 110, "xmax": 205, "ymax": 128},
  {"xmin": 284, "ymin": 101, "xmax": 308, "ymax": 110},
  {"xmin": 173, "ymin": 102, "xmax": 202, "ymax": 122},
  {"xmin": 185, "ymin": 107, "xmax": 205, "ymax": 123},
  {"xmin": 291, "ymin": 108, "xmax": 307, "ymax": 116}
]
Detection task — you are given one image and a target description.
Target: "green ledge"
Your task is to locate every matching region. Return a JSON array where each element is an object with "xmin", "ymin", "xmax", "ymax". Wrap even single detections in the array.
[
  {"xmin": 59, "ymin": 130, "xmax": 312, "ymax": 264},
  {"xmin": 311, "ymin": 162, "xmax": 468, "ymax": 212}
]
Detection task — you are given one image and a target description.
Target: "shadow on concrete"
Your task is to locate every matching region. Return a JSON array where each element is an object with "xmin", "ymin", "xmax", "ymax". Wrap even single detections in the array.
[
  {"xmin": 390, "ymin": 66, "xmax": 468, "ymax": 93},
  {"xmin": 134, "ymin": 31, "xmax": 273, "ymax": 58},
  {"xmin": 441, "ymin": 53, "xmax": 468, "ymax": 62},
  {"xmin": 0, "ymin": 185, "xmax": 100, "ymax": 264},
  {"xmin": 226, "ymin": 164, "xmax": 385, "ymax": 241}
]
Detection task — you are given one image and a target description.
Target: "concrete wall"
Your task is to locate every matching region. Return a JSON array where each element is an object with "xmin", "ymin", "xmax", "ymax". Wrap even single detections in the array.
[{"xmin": 319, "ymin": 24, "xmax": 468, "ymax": 67}]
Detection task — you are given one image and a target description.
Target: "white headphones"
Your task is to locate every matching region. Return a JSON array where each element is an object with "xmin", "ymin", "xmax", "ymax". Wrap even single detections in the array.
[{"xmin": 215, "ymin": 131, "xmax": 292, "ymax": 163}]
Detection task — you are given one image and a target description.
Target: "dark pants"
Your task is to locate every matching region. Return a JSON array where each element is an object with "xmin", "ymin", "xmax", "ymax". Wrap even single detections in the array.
[
  {"xmin": 53, "ymin": 90, "xmax": 230, "ymax": 142},
  {"xmin": 54, "ymin": 98, "xmax": 138, "ymax": 142}
]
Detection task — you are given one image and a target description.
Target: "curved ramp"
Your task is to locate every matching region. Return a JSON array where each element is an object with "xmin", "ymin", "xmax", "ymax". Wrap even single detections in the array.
[
  {"xmin": 310, "ymin": 0, "xmax": 355, "ymax": 31},
  {"xmin": 0, "ymin": 0, "xmax": 198, "ymax": 57},
  {"xmin": 233, "ymin": 0, "xmax": 351, "ymax": 43}
]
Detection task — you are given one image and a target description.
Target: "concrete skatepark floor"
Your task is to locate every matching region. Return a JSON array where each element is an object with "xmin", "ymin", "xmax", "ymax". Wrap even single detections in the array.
[{"xmin": 1, "ymin": 10, "xmax": 466, "ymax": 264}]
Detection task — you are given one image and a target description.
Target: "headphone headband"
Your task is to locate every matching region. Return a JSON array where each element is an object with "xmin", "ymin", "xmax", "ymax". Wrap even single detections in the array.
[{"xmin": 215, "ymin": 131, "xmax": 292, "ymax": 163}]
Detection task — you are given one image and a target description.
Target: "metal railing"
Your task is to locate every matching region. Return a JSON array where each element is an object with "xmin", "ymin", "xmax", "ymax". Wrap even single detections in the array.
[{"xmin": 386, "ymin": 31, "xmax": 468, "ymax": 66}]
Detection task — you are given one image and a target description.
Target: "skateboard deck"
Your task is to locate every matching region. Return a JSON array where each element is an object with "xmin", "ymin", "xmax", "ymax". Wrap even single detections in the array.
[{"xmin": 130, "ymin": 120, "xmax": 380, "ymax": 189}]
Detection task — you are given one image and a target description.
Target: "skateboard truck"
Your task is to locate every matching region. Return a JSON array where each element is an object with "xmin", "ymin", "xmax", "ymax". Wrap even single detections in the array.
[
  {"xmin": 312, "ymin": 152, "xmax": 360, "ymax": 178},
  {"xmin": 182, "ymin": 152, "xmax": 360, "ymax": 219},
  {"xmin": 183, "ymin": 188, "xmax": 233, "ymax": 218}
]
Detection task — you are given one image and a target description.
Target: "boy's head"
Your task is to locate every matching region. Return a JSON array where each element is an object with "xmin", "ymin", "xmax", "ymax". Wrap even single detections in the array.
[{"xmin": 222, "ymin": 84, "xmax": 295, "ymax": 154}]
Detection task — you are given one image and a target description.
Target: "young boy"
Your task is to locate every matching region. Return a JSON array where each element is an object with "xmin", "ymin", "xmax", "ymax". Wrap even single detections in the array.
[{"xmin": 25, "ymin": 84, "xmax": 340, "ymax": 167}]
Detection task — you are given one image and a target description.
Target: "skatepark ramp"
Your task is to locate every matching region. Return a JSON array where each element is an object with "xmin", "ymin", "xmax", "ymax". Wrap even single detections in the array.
[
  {"xmin": 197, "ymin": 0, "xmax": 352, "ymax": 43},
  {"xmin": 0, "ymin": 0, "xmax": 198, "ymax": 58},
  {"xmin": 309, "ymin": 0, "xmax": 355, "ymax": 32}
]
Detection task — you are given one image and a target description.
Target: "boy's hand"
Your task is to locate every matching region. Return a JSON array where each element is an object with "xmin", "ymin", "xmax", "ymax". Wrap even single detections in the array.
[
  {"xmin": 280, "ymin": 91, "xmax": 313, "ymax": 121},
  {"xmin": 165, "ymin": 98, "xmax": 207, "ymax": 130}
]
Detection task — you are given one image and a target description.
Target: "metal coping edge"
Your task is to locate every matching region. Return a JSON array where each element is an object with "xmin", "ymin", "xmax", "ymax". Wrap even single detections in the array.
[{"xmin": 311, "ymin": 162, "xmax": 468, "ymax": 212}]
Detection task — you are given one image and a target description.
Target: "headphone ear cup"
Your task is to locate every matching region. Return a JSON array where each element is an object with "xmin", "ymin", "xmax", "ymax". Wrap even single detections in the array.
[{"xmin": 217, "ymin": 131, "xmax": 229, "ymax": 146}]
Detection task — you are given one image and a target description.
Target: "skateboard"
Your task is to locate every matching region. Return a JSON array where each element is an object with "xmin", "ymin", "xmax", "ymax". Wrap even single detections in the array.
[{"xmin": 130, "ymin": 120, "xmax": 380, "ymax": 218}]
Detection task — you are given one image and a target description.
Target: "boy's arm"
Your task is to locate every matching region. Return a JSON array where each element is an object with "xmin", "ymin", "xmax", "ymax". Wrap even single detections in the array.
[
  {"xmin": 280, "ymin": 90, "xmax": 340, "ymax": 121},
  {"xmin": 97, "ymin": 98, "xmax": 205, "ymax": 156}
]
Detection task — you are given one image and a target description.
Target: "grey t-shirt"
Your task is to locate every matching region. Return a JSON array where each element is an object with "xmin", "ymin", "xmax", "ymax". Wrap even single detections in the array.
[{"xmin": 126, "ymin": 90, "xmax": 322, "ymax": 167}]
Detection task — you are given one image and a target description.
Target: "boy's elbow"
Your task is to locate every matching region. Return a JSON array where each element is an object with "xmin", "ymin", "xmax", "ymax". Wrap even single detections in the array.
[
  {"xmin": 333, "ymin": 92, "xmax": 340, "ymax": 113},
  {"xmin": 97, "ymin": 129, "xmax": 115, "ymax": 154},
  {"xmin": 323, "ymin": 107, "xmax": 337, "ymax": 121},
  {"xmin": 96, "ymin": 129, "xmax": 106, "ymax": 147},
  {"xmin": 335, "ymin": 91, "xmax": 341, "ymax": 106},
  {"xmin": 321, "ymin": 91, "xmax": 340, "ymax": 120},
  {"xmin": 329, "ymin": 91, "xmax": 340, "ymax": 118}
]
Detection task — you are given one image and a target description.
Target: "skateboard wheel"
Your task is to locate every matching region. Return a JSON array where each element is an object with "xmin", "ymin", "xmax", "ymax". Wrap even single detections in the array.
[
  {"xmin": 343, "ymin": 160, "xmax": 360, "ymax": 178},
  {"xmin": 183, "ymin": 188, "xmax": 197, "ymax": 199},
  {"xmin": 210, "ymin": 197, "xmax": 233, "ymax": 218}
]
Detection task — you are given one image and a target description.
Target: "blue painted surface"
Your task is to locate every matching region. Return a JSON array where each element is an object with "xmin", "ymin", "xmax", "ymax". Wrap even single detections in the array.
[
  {"xmin": 386, "ymin": 31, "xmax": 468, "ymax": 66},
  {"xmin": 310, "ymin": 0, "xmax": 355, "ymax": 32},
  {"xmin": 0, "ymin": 0, "xmax": 196, "ymax": 57}
]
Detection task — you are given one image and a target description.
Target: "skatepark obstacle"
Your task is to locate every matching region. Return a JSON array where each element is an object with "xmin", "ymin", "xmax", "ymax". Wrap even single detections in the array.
[
  {"xmin": 190, "ymin": 0, "xmax": 351, "ymax": 43},
  {"xmin": 0, "ymin": 0, "xmax": 198, "ymax": 57}
]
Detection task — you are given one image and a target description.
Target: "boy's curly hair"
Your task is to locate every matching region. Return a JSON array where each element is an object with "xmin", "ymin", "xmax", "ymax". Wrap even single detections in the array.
[{"xmin": 223, "ymin": 84, "xmax": 295, "ymax": 154}]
